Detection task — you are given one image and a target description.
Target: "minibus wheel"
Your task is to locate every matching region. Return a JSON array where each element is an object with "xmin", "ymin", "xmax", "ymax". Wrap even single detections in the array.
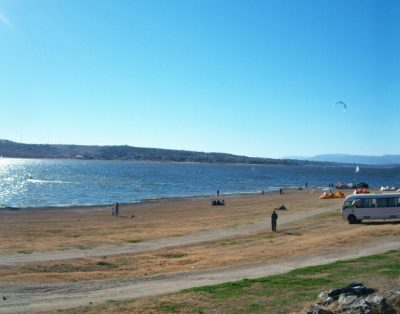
[{"xmin": 348, "ymin": 215, "xmax": 357, "ymax": 224}]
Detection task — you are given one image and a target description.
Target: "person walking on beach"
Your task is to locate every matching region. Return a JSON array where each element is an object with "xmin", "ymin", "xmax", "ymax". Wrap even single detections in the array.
[
  {"xmin": 271, "ymin": 210, "xmax": 278, "ymax": 232},
  {"xmin": 114, "ymin": 202, "xmax": 119, "ymax": 217}
]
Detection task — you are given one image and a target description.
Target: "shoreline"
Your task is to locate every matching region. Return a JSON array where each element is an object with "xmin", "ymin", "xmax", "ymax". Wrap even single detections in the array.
[
  {"xmin": 0, "ymin": 187, "xmax": 386, "ymax": 212},
  {"xmin": 0, "ymin": 188, "xmax": 288, "ymax": 212}
]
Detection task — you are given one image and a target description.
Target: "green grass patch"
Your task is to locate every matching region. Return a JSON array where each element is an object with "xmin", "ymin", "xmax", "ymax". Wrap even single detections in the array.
[
  {"xmin": 182, "ymin": 250, "xmax": 400, "ymax": 312},
  {"xmin": 250, "ymin": 301, "xmax": 264, "ymax": 311},
  {"xmin": 17, "ymin": 250, "xmax": 32, "ymax": 254},
  {"xmin": 96, "ymin": 261, "xmax": 118, "ymax": 268},
  {"xmin": 58, "ymin": 250, "xmax": 400, "ymax": 313},
  {"xmin": 161, "ymin": 252, "xmax": 187, "ymax": 259},
  {"xmin": 127, "ymin": 239, "xmax": 142, "ymax": 243},
  {"xmin": 157, "ymin": 301, "xmax": 183, "ymax": 313}
]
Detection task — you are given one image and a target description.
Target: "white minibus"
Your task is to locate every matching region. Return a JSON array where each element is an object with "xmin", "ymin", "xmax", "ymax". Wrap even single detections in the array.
[{"xmin": 342, "ymin": 193, "xmax": 400, "ymax": 224}]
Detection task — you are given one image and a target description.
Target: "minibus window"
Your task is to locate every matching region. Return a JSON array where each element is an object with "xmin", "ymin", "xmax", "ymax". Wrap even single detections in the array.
[
  {"xmin": 351, "ymin": 199, "xmax": 361, "ymax": 208},
  {"xmin": 360, "ymin": 198, "xmax": 371, "ymax": 208},
  {"xmin": 343, "ymin": 200, "xmax": 352, "ymax": 209},
  {"xmin": 387, "ymin": 198, "xmax": 396, "ymax": 207},
  {"xmin": 376, "ymin": 198, "xmax": 389, "ymax": 207}
]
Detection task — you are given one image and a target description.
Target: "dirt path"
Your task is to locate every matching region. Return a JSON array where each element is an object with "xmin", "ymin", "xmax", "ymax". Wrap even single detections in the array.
[
  {"xmin": 0, "ymin": 238, "xmax": 399, "ymax": 313},
  {"xmin": 0, "ymin": 206, "xmax": 334, "ymax": 266}
]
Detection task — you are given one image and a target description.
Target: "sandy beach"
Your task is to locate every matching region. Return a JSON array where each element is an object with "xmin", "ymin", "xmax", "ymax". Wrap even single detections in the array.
[{"xmin": 0, "ymin": 188, "xmax": 399, "ymax": 312}]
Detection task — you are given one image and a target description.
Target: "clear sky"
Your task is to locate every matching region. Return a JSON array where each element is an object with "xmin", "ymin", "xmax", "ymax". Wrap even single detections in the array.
[{"xmin": 0, "ymin": 0, "xmax": 399, "ymax": 158}]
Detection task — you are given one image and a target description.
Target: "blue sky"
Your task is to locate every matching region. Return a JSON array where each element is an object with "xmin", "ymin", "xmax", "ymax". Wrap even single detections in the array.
[{"xmin": 0, "ymin": 0, "xmax": 399, "ymax": 158}]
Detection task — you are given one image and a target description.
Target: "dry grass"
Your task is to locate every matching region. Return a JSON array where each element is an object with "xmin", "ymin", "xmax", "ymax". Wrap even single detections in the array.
[
  {"xmin": 1, "ymin": 189, "xmax": 398, "ymax": 284},
  {"xmin": 0, "ymin": 189, "xmax": 347, "ymax": 254}
]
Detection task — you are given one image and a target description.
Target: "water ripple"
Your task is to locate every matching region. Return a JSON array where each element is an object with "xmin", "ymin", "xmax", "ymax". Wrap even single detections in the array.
[{"xmin": 0, "ymin": 158, "xmax": 398, "ymax": 208}]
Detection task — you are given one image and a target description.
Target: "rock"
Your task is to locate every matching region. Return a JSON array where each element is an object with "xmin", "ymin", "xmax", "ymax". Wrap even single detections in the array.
[
  {"xmin": 377, "ymin": 287, "xmax": 400, "ymax": 314},
  {"xmin": 365, "ymin": 295, "xmax": 390, "ymax": 314},
  {"xmin": 2, "ymin": 296, "xmax": 6, "ymax": 301},
  {"xmin": 337, "ymin": 294, "xmax": 372, "ymax": 313},
  {"xmin": 306, "ymin": 305, "xmax": 334, "ymax": 314},
  {"xmin": 365, "ymin": 294, "xmax": 385, "ymax": 306},
  {"xmin": 319, "ymin": 291, "xmax": 328, "ymax": 299},
  {"xmin": 307, "ymin": 285, "xmax": 400, "ymax": 314},
  {"xmin": 338, "ymin": 294, "xmax": 359, "ymax": 306}
]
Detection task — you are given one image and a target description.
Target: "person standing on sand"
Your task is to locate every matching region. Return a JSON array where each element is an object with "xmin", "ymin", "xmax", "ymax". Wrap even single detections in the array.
[
  {"xmin": 271, "ymin": 210, "xmax": 278, "ymax": 232},
  {"xmin": 115, "ymin": 202, "xmax": 119, "ymax": 217}
]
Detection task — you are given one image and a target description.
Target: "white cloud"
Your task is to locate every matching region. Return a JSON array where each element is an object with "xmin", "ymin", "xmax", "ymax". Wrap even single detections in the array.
[{"xmin": 0, "ymin": 12, "xmax": 13, "ymax": 29}]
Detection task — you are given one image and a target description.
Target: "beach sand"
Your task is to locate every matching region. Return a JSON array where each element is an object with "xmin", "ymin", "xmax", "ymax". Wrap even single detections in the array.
[
  {"xmin": 0, "ymin": 188, "xmax": 399, "ymax": 312},
  {"xmin": 0, "ymin": 189, "xmax": 341, "ymax": 254}
]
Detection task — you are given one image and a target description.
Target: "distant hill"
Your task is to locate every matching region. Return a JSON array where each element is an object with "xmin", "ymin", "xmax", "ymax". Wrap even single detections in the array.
[
  {"xmin": 285, "ymin": 154, "xmax": 400, "ymax": 165},
  {"xmin": 0, "ymin": 139, "xmax": 326, "ymax": 165}
]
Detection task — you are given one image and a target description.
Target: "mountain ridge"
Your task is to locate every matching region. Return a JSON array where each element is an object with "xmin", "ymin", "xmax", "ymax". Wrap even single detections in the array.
[
  {"xmin": 285, "ymin": 154, "xmax": 400, "ymax": 165},
  {"xmin": 3, "ymin": 140, "xmax": 397, "ymax": 165},
  {"xmin": 0, "ymin": 139, "xmax": 333, "ymax": 166}
]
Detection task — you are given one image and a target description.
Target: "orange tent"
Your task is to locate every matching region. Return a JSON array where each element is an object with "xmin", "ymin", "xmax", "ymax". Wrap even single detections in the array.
[
  {"xmin": 320, "ymin": 191, "xmax": 344, "ymax": 199},
  {"xmin": 335, "ymin": 191, "xmax": 345, "ymax": 198},
  {"xmin": 320, "ymin": 192, "xmax": 336, "ymax": 199}
]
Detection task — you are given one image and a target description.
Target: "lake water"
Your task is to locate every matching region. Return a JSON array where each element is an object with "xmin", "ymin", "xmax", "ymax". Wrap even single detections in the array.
[{"xmin": 0, "ymin": 158, "xmax": 399, "ymax": 208}]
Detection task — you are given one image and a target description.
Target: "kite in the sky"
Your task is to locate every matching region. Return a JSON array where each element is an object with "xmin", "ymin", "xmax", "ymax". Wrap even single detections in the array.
[{"xmin": 334, "ymin": 101, "xmax": 347, "ymax": 112}]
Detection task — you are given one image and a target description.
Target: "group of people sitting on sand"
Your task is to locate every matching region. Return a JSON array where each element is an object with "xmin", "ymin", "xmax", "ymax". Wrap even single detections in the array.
[{"xmin": 211, "ymin": 199, "xmax": 225, "ymax": 206}]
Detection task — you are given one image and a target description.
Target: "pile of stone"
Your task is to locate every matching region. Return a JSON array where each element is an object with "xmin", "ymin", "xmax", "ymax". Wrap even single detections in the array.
[{"xmin": 306, "ymin": 283, "xmax": 400, "ymax": 314}]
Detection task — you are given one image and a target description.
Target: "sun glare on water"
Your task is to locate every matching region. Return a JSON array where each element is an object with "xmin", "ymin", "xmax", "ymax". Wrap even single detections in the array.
[{"xmin": 0, "ymin": 158, "xmax": 33, "ymax": 207}]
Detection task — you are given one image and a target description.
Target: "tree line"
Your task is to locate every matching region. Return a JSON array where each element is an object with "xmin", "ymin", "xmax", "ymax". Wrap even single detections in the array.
[{"xmin": 0, "ymin": 139, "xmax": 329, "ymax": 165}]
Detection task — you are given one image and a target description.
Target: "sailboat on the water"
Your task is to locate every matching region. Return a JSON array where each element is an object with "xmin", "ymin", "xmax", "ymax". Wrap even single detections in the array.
[{"xmin": 355, "ymin": 165, "xmax": 360, "ymax": 173}]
